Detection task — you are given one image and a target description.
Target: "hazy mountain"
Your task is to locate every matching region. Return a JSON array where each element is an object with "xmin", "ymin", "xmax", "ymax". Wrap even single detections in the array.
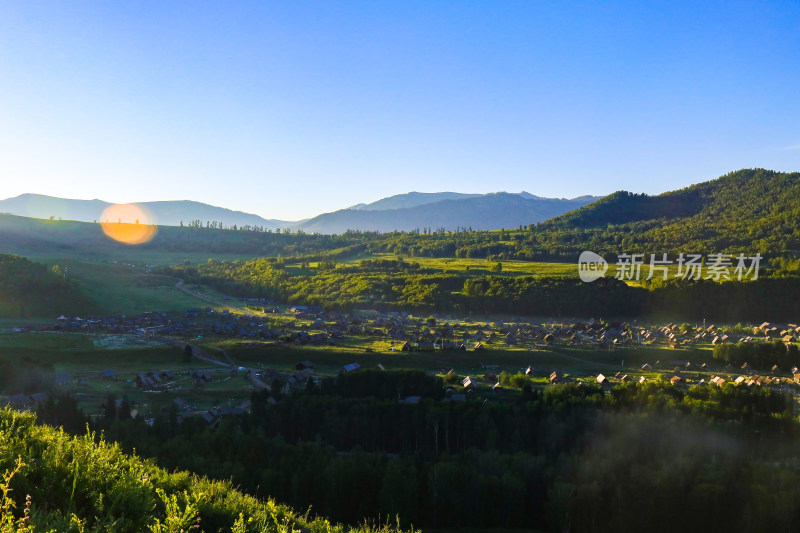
[
  {"xmin": 298, "ymin": 193, "xmax": 602, "ymax": 233},
  {"xmin": 349, "ymin": 192, "xmax": 483, "ymax": 211},
  {"xmin": 348, "ymin": 191, "xmax": 595, "ymax": 211},
  {"xmin": 0, "ymin": 191, "xmax": 602, "ymax": 235},
  {"xmin": 0, "ymin": 194, "xmax": 291, "ymax": 229}
]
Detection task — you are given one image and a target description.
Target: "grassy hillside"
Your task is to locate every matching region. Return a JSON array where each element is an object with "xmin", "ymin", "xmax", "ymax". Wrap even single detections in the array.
[
  {"xmin": 535, "ymin": 168, "xmax": 800, "ymax": 254},
  {"xmin": 0, "ymin": 407, "xmax": 408, "ymax": 533},
  {"xmin": 0, "ymin": 214, "xmax": 366, "ymax": 261}
]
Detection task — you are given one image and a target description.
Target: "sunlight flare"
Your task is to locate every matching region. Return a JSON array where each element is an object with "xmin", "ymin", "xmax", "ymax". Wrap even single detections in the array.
[{"xmin": 99, "ymin": 203, "xmax": 158, "ymax": 245}]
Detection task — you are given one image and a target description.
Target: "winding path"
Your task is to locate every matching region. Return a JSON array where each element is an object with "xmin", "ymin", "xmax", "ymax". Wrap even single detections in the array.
[{"xmin": 154, "ymin": 336, "xmax": 270, "ymax": 391}]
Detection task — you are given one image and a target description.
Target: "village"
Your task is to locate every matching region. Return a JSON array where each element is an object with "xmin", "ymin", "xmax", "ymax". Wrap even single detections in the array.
[{"xmin": 3, "ymin": 301, "xmax": 800, "ymax": 425}]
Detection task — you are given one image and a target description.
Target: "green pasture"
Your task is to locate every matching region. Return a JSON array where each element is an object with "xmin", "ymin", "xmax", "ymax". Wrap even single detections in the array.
[
  {"xmin": 0, "ymin": 338, "xmax": 187, "ymax": 372},
  {"xmin": 223, "ymin": 341, "xmax": 717, "ymax": 380},
  {"xmin": 0, "ymin": 331, "xmax": 96, "ymax": 351},
  {"xmin": 28, "ymin": 258, "xmax": 248, "ymax": 316},
  {"xmin": 25, "ymin": 247, "xmax": 260, "ymax": 266},
  {"xmin": 361, "ymin": 254, "xmax": 580, "ymax": 277},
  {"xmin": 346, "ymin": 252, "xmax": 708, "ymax": 286}
]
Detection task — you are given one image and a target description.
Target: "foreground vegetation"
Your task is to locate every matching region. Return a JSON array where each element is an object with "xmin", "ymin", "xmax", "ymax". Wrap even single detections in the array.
[
  {"xmin": 0, "ymin": 407, "xmax": 413, "ymax": 533},
  {"xmin": 28, "ymin": 374, "xmax": 800, "ymax": 533}
]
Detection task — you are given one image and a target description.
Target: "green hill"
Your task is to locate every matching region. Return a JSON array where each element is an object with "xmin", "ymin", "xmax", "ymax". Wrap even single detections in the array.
[
  {"xmin": 0, "ymin": 214, "xmax": 367, "ymax": 261},
  {"xmin": 534, "ymin": 168, "xmax": 800, "ymax": 254},
  {"xmin": 0, "ymin": 255, "xmax": 93, "ymax": 318},
  {"xmin": 0, "ymin": 407, "xmax": 407, "ymax": 533}
]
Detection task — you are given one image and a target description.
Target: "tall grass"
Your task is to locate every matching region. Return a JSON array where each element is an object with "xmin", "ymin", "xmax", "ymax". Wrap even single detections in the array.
[{"xmin": 0, "ymin": 408, "xmax": 414, "ymax": 533}]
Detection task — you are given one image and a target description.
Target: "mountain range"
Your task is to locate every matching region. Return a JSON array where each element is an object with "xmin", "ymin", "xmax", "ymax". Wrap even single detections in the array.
[
  {"xmin": 301, "ymin": 192, "xmax": 600, "ymax": 233},
  {"xmin": 0, "ymin": 192, "xmax": 601, "ymax": 234}
]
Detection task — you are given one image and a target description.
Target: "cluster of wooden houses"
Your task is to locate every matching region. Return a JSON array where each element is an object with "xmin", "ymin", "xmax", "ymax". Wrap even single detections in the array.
[
  {"xmin": 38, "ymin": 308, "xmax": 799, "ymax": 357},
  {"xmin": 641, "ymin": 322, "xmax": 799, "ymax": 349}
]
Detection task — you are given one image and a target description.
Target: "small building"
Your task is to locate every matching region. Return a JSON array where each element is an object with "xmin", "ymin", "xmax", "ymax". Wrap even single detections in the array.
[
  {"xmin": 4, "ymin": 394, "xmax": 33, "ymax": 410},
  {"xmin": 342, "ymin": 362, "xmax": 361, "ymax": 373},
  {"xmin": 462, "ymin": 376, "xmax": 475, "ymax": 390}
]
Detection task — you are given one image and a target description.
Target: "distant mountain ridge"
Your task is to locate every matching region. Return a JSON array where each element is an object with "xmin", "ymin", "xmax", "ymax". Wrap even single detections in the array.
[
  {"xmin": 0, "ymin": 194, "xmax": 290, "ymax": 229},
  {"xmin": 0, "ymin": 191, "xmax": 603, "ymax": 234},
  {"xmin": 297, "ymin": 192, "xmax": 601, "ymax": 233},
  {"xmin": 348, "ymin": 192, "xmax": 483, "ymax": 211}
]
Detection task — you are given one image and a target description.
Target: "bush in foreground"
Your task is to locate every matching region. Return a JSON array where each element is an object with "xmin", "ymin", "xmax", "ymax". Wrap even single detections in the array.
[{"xmin": 0, "ymin": 408, "xmax": 411, "ymax": 533}]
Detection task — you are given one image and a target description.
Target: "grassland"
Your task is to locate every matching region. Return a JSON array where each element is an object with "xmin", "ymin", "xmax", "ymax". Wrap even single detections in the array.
[
  {"xmin": 345, "ymin": 253, "xmax": 693, "ymax": 287},
  {"xmin": 225, "ymin": 341, "xmax": 714, "ymax": 379},
  {"xmin": 345, "ymin": 254, "xmax": 581, "ymax": 277},
  {"xmin": 0, "ymin": 256, "xmax": 263, "ymax": 318}
]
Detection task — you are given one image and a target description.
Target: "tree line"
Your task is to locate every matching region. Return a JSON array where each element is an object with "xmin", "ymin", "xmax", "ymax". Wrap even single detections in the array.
[
  {"xmin": 36, "ymin": 372, "xmax": 800, "ymax": 532},
  {"xmin": 168, "ymin": 257, "xmax": 800, "ymax": 321}
]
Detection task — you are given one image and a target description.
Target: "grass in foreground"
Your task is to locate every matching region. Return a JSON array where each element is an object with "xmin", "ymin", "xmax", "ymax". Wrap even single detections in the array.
[{"xmin": 0, "ymin": 407, "xmax": 413, "ymax": 533}]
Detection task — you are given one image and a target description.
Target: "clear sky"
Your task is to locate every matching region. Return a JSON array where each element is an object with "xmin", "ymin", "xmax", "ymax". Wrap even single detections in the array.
[{"xmin": 1, "ymin": 1, "xmax": 799, "ymax": 220}]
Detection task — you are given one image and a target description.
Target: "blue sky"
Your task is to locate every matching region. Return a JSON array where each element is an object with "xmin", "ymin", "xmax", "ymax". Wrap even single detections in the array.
[{"xmin": 1, "ymin": 1, "xmax": 798, "ymax": 220}]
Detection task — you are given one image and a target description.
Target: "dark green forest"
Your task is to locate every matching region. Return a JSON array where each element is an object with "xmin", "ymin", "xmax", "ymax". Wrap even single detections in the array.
[{"xmin": 36, "ymin": 371, "xmax": 800, "ymax": 533}]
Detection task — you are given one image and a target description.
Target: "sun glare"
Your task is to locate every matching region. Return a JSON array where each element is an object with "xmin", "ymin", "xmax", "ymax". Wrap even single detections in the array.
[{"xmin": 100, "ymin": 204, "xmax": 158, "ymax": 245}]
